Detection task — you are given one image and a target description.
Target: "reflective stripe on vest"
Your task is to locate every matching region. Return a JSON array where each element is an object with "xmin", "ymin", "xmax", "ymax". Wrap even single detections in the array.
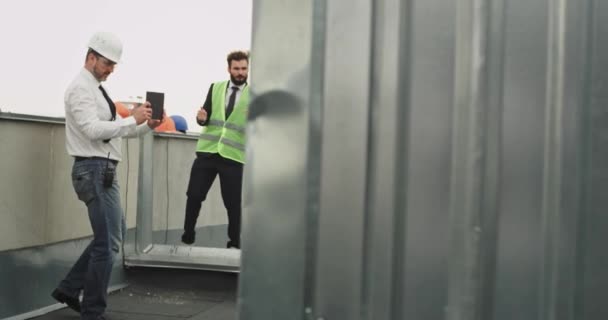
[
  {"xmin": 207, "ymin": 119, "xmax": 225, "ymax": 127},
  {"xmin": 198, "ymin": 133, "xmax": 220, "ymax": 142},
  {"xmin": 220, "ymin": 137, "xmax": 245, "ymax": 151},
  {"xmin": 205, "ymin": 119, "xmax": 245, "ymax": 134},
  {"xmin": 198, "ymin": 134, "xmax": 245, "ymax": 151},
  {"xmin": 224, "ymin": 122, "xmax": 245, "ymax": 134}
]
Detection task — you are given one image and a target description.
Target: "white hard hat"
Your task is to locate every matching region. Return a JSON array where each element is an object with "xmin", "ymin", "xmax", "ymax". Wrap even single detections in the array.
[{"xmin": 88, "ymin": 32, "xmax": 123, "ymax": 63}]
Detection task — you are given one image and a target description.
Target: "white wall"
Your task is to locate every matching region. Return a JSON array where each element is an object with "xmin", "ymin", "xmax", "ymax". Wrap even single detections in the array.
[{"xmin": 0, "ymin": 0, "xmax": 252, "ymax": 133}]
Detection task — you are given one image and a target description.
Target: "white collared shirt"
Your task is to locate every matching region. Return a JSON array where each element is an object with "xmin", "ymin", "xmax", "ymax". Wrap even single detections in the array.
[
  {"xmin": 224, "ymin": 81, "xmax": 246, "ymax": 109},
  {"xmin": 64, "ymin": 68, "xmax": 151, "ymax": 162}
]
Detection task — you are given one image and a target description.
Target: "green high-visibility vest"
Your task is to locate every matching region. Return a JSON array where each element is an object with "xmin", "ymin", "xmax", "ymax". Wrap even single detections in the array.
[{"xmin": 196, "ymin": 81, "xmax": 249, "ymax": 163}]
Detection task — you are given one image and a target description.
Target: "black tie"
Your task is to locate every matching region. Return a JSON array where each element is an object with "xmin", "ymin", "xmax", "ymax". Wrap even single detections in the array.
[
  {"xmin": 99, "ymin": 85, "xmax": 116, "ymax": 121},
  {"xmin": 226, "ymin": 86, "xmax": 239, "ymax": 118},
  {"xmin": 99, "ymin": 85, "xmax": 116, "ymax": 143}
]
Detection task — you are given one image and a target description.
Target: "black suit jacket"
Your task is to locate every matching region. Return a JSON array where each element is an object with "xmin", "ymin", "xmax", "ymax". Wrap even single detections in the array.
[{"xmin": 196, "ymin": 84, "xmax": 215, "ymax": 127}]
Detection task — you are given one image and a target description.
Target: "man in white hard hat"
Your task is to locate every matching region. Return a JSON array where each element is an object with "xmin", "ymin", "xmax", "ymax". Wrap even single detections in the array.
[{"xmin": 51, "ymin": 31, "xmax": 162, "ymax": 320}]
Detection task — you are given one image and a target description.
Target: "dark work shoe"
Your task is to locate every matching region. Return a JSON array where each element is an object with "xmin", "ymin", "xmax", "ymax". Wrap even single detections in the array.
[
  {"xmin": 51, "ymin": 288, "xmax": 81, "ymax": 313},
  {"xmin": 226, "ymin": 241, "xmax": 240, "ymax": 249},
  {"xmin": 181, "ymin": 231, "xmax": 195, "ymax": 245}
]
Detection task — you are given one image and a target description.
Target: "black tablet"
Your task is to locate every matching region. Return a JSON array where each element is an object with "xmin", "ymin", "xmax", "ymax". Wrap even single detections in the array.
[{"xmin": 146, "ymin": 91, "xmax": 164, "ymax": 120}]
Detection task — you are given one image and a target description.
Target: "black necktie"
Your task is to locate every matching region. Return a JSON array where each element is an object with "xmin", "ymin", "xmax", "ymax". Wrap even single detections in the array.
[
  {"xmin": 226, "ymin": 86, "xmax": 239, "ymax": 118},
  {"xmin": 99, "ymin": 85, "xmax": 116, "ymax": 121},
  {"xmin": 99, "ymin": 85, "xmax": 116, "ymax": 143}
]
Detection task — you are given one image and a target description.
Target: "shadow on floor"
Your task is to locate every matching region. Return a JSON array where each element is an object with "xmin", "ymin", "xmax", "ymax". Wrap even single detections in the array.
[{"xmin": 33, "ymin": 267, "xmax": 238, "ymax": 320}]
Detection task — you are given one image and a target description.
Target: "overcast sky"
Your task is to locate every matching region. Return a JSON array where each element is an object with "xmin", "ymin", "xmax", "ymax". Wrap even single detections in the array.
[{"xmin": 0, "ymin": 0, "xmax": 252, "ymax": 132}]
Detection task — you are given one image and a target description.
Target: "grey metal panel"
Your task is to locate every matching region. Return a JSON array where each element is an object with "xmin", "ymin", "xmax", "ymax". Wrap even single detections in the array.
[
  {"xmin": 0, "ymin": 120, "xmax": 52, "ymax": 250},
  {"xmin": 401, "ymin": 0, "xmax": 456, "ymax": 319},
  {"xmin": 152, "ymin": 137, "xmax": 170, "ymax": 234},
  {"xmin": 446, "ymin": 0, "xmax": 504, "ymax": 319},
  {"xmin": 390, "ymin": 2, "xmax": 415, "ymax": 319},
  {"xmin": 122, "ymin": 138, "xmax": 141, "ymax": 229},
  {"xmin": 581, "ymin": 0, "xmax": 608, "ymax": 318},
  {"xmin": 479, "ymin": 0, "xmax": 507, "ymax": 319},
  {"xmin": 313, "ymin": 0, "xmax": 372, "ymax": 319},
  {"xmin": 161, "ymin": 136, "xmax": 199, "ymax": 231},
  {"xmin": 238, "ymin": 1, "xmax": 317, "ymax": 319},
  {"xmin": 136, "ymin": 132, "xmax": 154, "ymax": 252},
  {"xmin": 240, "ymin": 0, "xmax": 604, "ymax": 319},
  {"xmin": 538, "ymin": 1, "xmax": 589, "ymax": 320},
  {"xmin": 493, "ymin": 0, "xmax": 549, "ymax": 319},
  {"xmin": 365, "ymin": 0, "xmax": 403, "ymax": 319}
]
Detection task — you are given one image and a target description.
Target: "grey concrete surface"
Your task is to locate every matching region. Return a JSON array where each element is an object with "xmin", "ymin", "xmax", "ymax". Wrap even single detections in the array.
[{"xmin": 32, "ymin": 267, "xmax": 237, "ymax": 320}]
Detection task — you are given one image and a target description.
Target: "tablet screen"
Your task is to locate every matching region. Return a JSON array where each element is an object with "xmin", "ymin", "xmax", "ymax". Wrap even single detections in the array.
[{"xmin": 146, "ymin": 91, "xmax": 164, "ymax": 120}]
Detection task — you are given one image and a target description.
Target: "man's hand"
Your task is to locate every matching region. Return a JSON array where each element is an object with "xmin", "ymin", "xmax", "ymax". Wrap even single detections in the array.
[
  {"xmin": 196, "ymin": 107, "xmax": 207, "ymax": 122},
  {"xmin": 132, "ymin": 102, "xmax": 152, "ymax": 125},
  {"xmin": 147, "ymin": 119, "xmax": 162, "ymax": 129},
  {"xmin": 147, "ymin": 111, "xmax": 166, "ymax": 129}
]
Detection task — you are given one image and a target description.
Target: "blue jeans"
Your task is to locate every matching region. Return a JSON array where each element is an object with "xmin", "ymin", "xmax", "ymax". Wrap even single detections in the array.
[{"xmin": 58, "ymin": 159, "xmax": 125, "ymax": 319}]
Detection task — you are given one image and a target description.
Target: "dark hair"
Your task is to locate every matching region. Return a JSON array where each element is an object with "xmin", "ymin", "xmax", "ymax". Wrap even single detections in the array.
[
  {"xmin": 227, "ymin": 50, "xmax": 249, "ymax": 67},
  {"xmin": 88, "ymin": 48, "xmax": 101, "ymax": 57},
  {"xmin": 86, "ymin": 48, "xmax": 102, "ymax": 61}
]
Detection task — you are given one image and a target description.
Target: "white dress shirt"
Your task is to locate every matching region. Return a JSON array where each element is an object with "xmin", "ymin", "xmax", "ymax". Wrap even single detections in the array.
[
  {"xmin": 64, "ymin": 68, "xmax": 151, "ymax": 162},
  {"xmin": 224, "ymin": 81, "xmax": 247, "ymax": 109}
]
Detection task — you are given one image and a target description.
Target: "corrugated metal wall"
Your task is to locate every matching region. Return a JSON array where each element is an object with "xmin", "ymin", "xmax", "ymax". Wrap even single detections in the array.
[{"xmin": 239, "ymin": 0, "xmax": 607, "ymax": 319}]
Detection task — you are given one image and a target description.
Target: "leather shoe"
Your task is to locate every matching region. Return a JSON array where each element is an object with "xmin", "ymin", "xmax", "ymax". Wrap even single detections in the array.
[
  {"xmin": 51, "ymin": 288, "xmax": 81, "ymax": 313},
  {"xmin": 181, "ymin": 231, "xmax": 195, "ymax": 245},
  {"xmin": 226, "ymin": 241, "xmax": 240, "ymax": 249}
]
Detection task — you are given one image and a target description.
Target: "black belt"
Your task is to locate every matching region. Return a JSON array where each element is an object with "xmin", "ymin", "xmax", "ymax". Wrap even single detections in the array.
[{"xmin": 74, "ymin": 156, "xmax": 118, "ymax": 165}]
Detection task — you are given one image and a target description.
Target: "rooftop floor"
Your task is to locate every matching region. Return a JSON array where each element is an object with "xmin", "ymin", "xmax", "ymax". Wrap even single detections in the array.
[{"xmin": 33, "ymin": 267, "xmax": 238, "ymax": 320}]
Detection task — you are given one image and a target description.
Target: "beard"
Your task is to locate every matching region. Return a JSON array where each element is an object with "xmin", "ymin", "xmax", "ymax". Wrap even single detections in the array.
[
  {"xmin": 92, "ymin": 65, "xmax": 110, "ymax": 81},
  {"xmin": 230, "ymin": 74, "xmax": 248, "ymax": 86},
  {"xmin": 93, "ymin": 70, "xmax": 109, "ymax": 81}
]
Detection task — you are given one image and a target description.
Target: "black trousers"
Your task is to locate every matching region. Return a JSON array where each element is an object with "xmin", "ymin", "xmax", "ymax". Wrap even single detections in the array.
[{"xmin": 183, "ymin": 153, "xmax": 243, "ymax": 246}]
